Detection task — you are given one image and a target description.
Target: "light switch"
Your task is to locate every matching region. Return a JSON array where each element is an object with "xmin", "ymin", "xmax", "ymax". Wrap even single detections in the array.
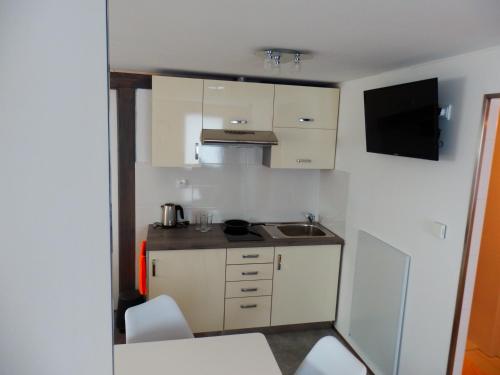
[{"xmin": 432, "ymin": 221, "xmax": 447, "ymax": 239}]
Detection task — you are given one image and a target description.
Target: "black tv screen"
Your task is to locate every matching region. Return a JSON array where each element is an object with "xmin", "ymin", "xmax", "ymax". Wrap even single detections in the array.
[{"xmin": 364, "ymin": 78, "xmax": 439, "ymax": 161}]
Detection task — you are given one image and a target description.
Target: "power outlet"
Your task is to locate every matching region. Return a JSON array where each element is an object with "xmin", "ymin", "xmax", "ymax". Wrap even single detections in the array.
[{"xmin": 176, "ymin": 179, "xmax": 188, "ymax": 188}]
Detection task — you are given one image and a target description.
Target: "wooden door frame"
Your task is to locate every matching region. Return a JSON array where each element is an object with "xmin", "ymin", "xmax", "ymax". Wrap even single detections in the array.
[{"xmin": 447, "ymin": 93, "xmax": 500, "ymax": 374}]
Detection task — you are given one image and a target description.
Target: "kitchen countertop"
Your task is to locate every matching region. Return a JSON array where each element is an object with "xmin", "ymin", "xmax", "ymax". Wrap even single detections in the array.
[{"xmin": 146, "ymin": 222, "xmax": 344, "ymax": 251}]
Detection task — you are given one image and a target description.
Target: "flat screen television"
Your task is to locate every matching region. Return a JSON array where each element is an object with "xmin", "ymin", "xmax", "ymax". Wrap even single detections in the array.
[{"xmin": 364, "ymin": 78, "xmax": 440, "ymax": 161}]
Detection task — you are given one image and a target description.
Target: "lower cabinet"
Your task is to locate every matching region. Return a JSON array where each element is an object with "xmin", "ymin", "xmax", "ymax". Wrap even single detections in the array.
[
  {"xmin": 271, "ymin": 245, "xmax": 341, "ymax": 326},
  {"xmin": 147, "ymin": 244, "xmax": 341, "ymax": 333},
  {"xmin": 148, "ymin": 249, "xmax": 226, "ymax": 333}
]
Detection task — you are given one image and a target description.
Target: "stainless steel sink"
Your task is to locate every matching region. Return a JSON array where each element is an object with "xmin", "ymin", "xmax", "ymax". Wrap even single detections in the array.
[
  {"xmin": 277, "ymin": 224, "xmax": 326, "ymax": 237},
  {"xmin": 261, "ymin": 223, "xmax": 335, "ymax": 239}
]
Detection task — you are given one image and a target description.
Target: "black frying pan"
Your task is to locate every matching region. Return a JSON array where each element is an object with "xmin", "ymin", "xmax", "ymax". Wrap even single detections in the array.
[{"xmin": 223, "ymin": 219, "xmax": 251, "ymax": 235}]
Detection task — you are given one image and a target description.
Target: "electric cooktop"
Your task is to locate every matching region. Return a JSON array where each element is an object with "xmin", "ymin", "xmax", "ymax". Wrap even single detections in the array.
[{"xmin": 224, "ymin": 231, "xmax": 264, "ymax": 242}]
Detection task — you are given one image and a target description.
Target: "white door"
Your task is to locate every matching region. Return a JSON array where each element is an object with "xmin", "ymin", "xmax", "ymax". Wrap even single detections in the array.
[
  {"xmin": 271, "ymin": 245, "xmax": 341, "ymax": 326},
  {"xmin": 148, "ymin": 249, "xmax": 226, "ymax": 333},
  {"xmin": 203, "ymin": 80, "xmax": 274, "ymax": 131},
  {"xmin": 152, "ymin": 76, "xmax": 203, "ymax": 167}
]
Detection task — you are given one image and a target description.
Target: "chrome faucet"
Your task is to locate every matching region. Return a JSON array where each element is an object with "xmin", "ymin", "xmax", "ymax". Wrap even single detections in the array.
[{"xmin": 304, "ymin": 212, "xmax": 315, "ymax": 224}]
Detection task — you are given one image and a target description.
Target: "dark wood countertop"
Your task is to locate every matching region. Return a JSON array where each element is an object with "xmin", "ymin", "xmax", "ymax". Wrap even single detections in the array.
[{"xmin": 146, "ymin": 223, "xmax": 344, "ymax": 251}]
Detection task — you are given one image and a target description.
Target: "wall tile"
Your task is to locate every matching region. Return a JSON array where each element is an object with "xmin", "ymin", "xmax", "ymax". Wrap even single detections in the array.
[{"xmin": 135, "ymin": 149, "xmax": 323, "ymax": 235}]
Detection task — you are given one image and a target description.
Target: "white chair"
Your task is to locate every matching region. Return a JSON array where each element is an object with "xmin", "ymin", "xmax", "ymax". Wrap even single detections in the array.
[
  {"xmin": 295, "ymin": 336, "xmax": 367, "ymax": 375},
  {"xmin": 125, "ymin": 295, "xmax": 194, "ymax": 344}
]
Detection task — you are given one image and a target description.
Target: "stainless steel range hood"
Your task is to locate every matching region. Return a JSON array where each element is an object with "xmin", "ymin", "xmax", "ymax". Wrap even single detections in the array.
[{"xmin": 201, "ymin": 129, "xmax": 278, "ymax": 146}]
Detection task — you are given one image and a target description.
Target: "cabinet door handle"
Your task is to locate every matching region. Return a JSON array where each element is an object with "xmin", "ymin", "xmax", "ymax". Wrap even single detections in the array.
[
  {"xmin": 240, "ymin": 304, "xmax": 258, "ymax": 309},
  {"xmin": 241, "ymin": 288, "xmax": 258, "ymax": 292},
  {"xmin": 277, "ymin": 254, "xmax": 282, "ymax": 271},
  {"xmin": 229, "ymin": 119, "xmax": 248, "ymax": 125},
  {"xmin": 296, "ymin": 159, "xmax": 312, "ymax": 163},
  {"xmin": 152, "ymin": 259, "xmax": 157, "ymax": 277},
  {"xmin": 242, "ymin": 271, "xmax": 258, "ymax": 276},
  {"xmin": 242, "ymin": 254, "xmax": 259, "ymax": 259},
  {"xmin": 299, "ymin": 117, "xmax": 314, "ymax": 123},
  {"xmin": 195, "ymin": 143, "xmax": 199, "ymax": 160}
]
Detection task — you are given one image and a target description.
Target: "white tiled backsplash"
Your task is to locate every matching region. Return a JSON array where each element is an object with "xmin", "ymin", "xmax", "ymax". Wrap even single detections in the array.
[
  {"xmin": 135, "ymin": 146, "xmax": 321, "ymax": 244},
  {"xmin": 134, "ymin": 89, "xmax": 322, "ymax": 244}
]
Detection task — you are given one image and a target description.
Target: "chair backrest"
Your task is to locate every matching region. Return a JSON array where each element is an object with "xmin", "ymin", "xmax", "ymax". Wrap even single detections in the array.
[
  {"xmin": 295, "ymin": 336, "xmax": 367, "ymax": 375},
  {"xmin": 125, "ymin": 295, "xmax": 194, "ymax": 344}
]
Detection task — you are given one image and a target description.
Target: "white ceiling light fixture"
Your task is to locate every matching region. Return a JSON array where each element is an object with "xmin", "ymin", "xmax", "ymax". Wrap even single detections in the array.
[{"xmin": 256, "ymin": 49, "xmax": 312, "ymax": 73}]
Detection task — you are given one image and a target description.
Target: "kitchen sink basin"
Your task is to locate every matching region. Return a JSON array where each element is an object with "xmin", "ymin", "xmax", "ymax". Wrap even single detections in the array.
[
  {"xmin": 261, "ymin": 223, "xmax": 336, "ymax": 239},
  {"xmin": 277, "ymin": 224, "xmax": 326, "ymax": 237}
]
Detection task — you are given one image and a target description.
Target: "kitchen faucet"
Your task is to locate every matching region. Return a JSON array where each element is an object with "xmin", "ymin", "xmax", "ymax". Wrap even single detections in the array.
[{"xmin": 304, "ymin": 212, "xmax": 315, "ymax": 224}]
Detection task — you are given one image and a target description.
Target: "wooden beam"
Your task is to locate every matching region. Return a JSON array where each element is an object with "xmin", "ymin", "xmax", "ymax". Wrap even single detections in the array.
[
  {"xmin": 111, "ymin": 72, "xmax": 152, "ymax": 89},
  {"xmin": 110, "ymin": 70, "xmax": 337, "ymax": 88},
  {"xmin": 117, "ymin": 88, "xmax": 136, "ymax": 293}
]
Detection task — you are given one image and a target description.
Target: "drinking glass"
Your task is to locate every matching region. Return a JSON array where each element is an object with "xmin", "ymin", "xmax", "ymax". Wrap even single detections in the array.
[{"xmin": 200, "ymin": 213, "xmax": 209, "ymax": 232}]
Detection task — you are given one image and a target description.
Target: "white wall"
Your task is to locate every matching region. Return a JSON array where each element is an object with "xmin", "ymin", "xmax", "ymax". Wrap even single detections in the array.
[
  {"xmin": 320, "ymin": 45, "xmax": 500, "ymax": 374},
  {"xmin": 0, "ymin": 2, "xmax": 112, "ymax": 375},
  {"xmin": 134, "ymin": 90, "xmax": 321, "ymax": 246}
]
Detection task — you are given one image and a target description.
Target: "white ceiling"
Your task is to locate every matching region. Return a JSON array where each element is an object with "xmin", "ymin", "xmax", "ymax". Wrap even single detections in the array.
[{"xmin": 109, "ymin": 0, "xmax": 500, "ymax": 83}]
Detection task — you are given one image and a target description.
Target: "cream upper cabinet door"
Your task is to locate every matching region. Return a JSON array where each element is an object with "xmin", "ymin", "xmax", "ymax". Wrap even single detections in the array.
[
  {"xmin": 264, "ymin": 128, "xmax": 336, "ymax": 169},
  {"xmin": 271, "ymin": 245, "xmax": 341, "ymax": 326},
  {"xmin": 152, "ymin": 76, "xmax": 203, "ymax": 167},
  {"xmin": 273, "ymin": 85, "xmax": 340, "ymax": 129},
  {"xmin": 148, "ymin": 249, "xmax": 226, "ymax": 333},
  {"xmin": 203, "ymin": 80, "xmax": 274, "ymax": 131}
]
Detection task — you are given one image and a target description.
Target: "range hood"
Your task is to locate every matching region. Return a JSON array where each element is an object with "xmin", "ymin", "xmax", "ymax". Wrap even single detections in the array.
[{"xmin": 201, "ymin": 129, "xmax": 278, "ymax": 146}]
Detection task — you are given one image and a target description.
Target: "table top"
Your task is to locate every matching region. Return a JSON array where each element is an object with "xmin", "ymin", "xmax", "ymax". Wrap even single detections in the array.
[{"xmin": 114, "ymin": 333, "xmax": 282, "ymax": 375}]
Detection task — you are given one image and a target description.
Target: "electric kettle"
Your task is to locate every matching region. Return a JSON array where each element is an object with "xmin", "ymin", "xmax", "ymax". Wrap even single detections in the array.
[{"xmin": 161, "ymin": 203, "xmax": 184, "ymax": 227}]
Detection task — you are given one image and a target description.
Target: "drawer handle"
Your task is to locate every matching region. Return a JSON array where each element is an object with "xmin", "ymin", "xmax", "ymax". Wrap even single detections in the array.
[
  {"xmin": 299, "ymin": 117, "xmax": 314, "ymax": 123},
  {"xmin": 242, "ymin": 271, "xmax": 258, "ymax": 276},
  {"xmin": 242, "ymin": 254, "xmax": 259, "ymax": 259},
  {"xmin": 240, "ymin": 304, "xmax": 258, "ymax": 309},
  {"xmin": 152, "ymin": 259, "xmax": 157, "ymax": 277},
  {"xmin": 241, "ymin": 288, "xmax": 258, "ymax": 292},
  {"xmin": 229, "ymin": 119, "xmax": 248, "ymax": 125},
  {"xmin": 296, "ymin": 159, "xmax": 312, "ymax": 163}
]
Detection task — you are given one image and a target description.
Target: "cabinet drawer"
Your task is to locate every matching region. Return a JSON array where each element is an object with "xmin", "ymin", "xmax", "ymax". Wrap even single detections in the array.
[
  {"xmin": 224, "ymin": 296, "xmax": 271, "ymax": 330},
  {"xmin": 265, "ymin": 128, "xmax": 336, "ymax": 169},
  {"xmin": 203, "ymin": 80, "xmax": 274, "ymax": 131},
  {"xmin": 227, "ymin": 247, "xmax": 274, "ymax": 264},
  {"xmin": 274, "ymin": 85, "xmax": 339, "ymax": 130},
  {"xmin": 225, "ymin": 280, "xmax": 273, "ymax": 298},
  {"xmin": 226, "ymin": 263, "xmax": 274, "ymax": 281}
]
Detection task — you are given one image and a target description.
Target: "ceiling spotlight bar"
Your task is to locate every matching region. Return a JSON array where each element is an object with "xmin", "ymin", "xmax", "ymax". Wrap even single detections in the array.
[{"xmin": 257, "ymin": 48, "xmax": 312, "ymax": 72}]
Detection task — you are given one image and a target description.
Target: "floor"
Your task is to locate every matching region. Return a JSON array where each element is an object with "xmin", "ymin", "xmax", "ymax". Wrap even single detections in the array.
[
  {"xmin": 463, "ymin": 347, "xmax": 500, "ymax": 375},
  {"xmin": 115, "ymin": 326, "xmax": 373, "ymax": 375},
  {"xmin": 265, "ymin": 327, "xmax": 360, "ymax": 375}
]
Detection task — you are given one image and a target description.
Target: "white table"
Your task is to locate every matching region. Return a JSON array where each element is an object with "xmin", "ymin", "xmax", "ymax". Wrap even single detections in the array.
[{"xmin": 114, "ymin": 333, "xmax": 282, "ymax": 375}]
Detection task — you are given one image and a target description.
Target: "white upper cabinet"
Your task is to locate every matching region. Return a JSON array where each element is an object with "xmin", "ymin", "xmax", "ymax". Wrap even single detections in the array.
[
  {"xmin": 151, "ymin": 76, "xmax": 339, "ymax": 169},
  {"xmin": 265, "ymin": 84, "xmax": 340, "ymax": 169},
  {"xmin": 202, "ymin": 80, "xmax": 274, "ymax": 131},
  {"xmin": 152, "ymin": 76, "xmax": 203, "ymax": 167},
  {"xmin": 273, "ymin": 85, "xmax": 340, "ymax": 129},
  {"xmin": 264, "ymin": 128, "xmax": 337, "ymax": 169}
]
